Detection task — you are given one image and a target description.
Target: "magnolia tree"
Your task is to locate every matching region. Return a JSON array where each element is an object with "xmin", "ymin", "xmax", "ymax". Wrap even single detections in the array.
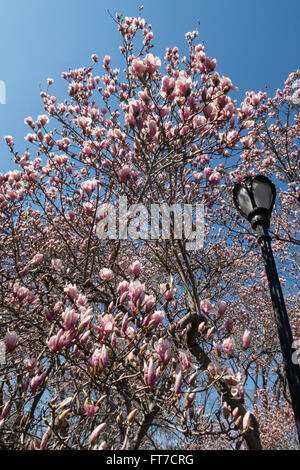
[{"xmin": 0, "ymin": 11, "xmax": 299, "ymax": 450}]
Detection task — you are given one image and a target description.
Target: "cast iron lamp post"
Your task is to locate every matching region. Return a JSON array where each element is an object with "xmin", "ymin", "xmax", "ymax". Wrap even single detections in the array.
[{"xmin": 233, "ymin": 174, "xmax": 300, "ymax": 444}]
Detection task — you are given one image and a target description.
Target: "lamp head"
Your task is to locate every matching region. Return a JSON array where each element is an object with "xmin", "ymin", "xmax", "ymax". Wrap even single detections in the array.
[{"xmin": 233, "ymin": 175, "xmax": 276, "ymax": 230}]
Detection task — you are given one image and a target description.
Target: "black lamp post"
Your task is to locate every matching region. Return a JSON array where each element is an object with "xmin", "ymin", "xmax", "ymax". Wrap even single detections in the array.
[{"xmin": 233, "ymin": 174, "xmax": 300, "ymax": 444}]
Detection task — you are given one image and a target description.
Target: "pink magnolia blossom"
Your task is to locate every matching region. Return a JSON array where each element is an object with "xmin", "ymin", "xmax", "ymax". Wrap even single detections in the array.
[
  {"xmin": 242, "ymin": 411, "xmax": 251, "ymax": 431},
  {"xmin": 179, "ymin": 349, "xmax": 192, "ymax": 371},
  {"xmin": 99, "ymin": 344, "xmax": 108, "ymax": 368},
  {"xmin": 145, "ymin": 310, "xmax": 164, "ymax": 328},
  {"xmin": 119, "ymin": 165, "xmax": 131, "ymax": 182},
  {"xmin": 225, "ymin": 318, "xmax": 234, "ymax": 333},
  {"xmin": 130, "ymin": 260, "xmax": 142, "ymax": 277},
  {"xmin": 44, "ymin": 307, "xmax": 54, "ymax": 322},
  {"xmin": 26, "ymin": 290, "xmax": 35, "ymax": 304},
  {"xmin": 144, "ymin": 358, "xmax": 156, "ymax": 386},
  {"xmin": 117, "ymin": 280, "xmax": 129, "ymax": 294},
  {"xmin": 24, "ymin": 358, "xmax": 37, "ymax": 371},
  {"xmin": 222, "ymin": 337, "xmax": 235, "ymax": 357},
  {"xmin": 231, "ymin": 383, "xmax": 245, "ymax": 401},
  {"xmin": 39, "ymin": 427, "xmax": 51, "ymax": 450},
  {"xmin": 84, "ymin": 400, "xmax": 99, "ymax": 418},
  {"xmin": 155, "ymin": 338, "xmax": 172, "ymax": 365},
  {"xmin": 110, "ymin": 332, "xmax": 117, "ymax": 346},
  {"xmin": 30, "ymin": 253, "xmax": 43, "ymax": 265},
  {"xmin": 185, "ymin": 389, "xmax": 196, "ymax": 408},
  {"xmin": 47, "ymin": 329, "xmax": 64, "ymax": 353},
  {"xmin": 223, "ymin": 402, "xmax": 231, "ymax": 419},
  {"xmin": 67, "ymin": 209, "xmax": 75, "ymax": 221},
  {"xmin": 5, "ymin": 331, "xmax": 19, "ymax": 352},
  {"xmin": 99, "ymin": 314, "xmax": 115, "ymax": 336},
  {"xmin": 174, "ymin": 367, "xmax": 183, "ymax": 395},
  {"xmin": 36, "ymin": 114, "xmax": 49, "ymax": 128},
  {"xmin": 4, "ymin": 135, "xmax": 13, "ymax": 146},
  {"xmin": 144, "ymin": 53, "xmax": 161, "ymax": 75},
  {"xmin": 148, "ymin": 120, "xmax": 157, "ymax": 138},
  {"xmin": 206, "ymin": 326, "xmax": 215, "ymax": 340},
  {"xmin": 64, "ymin": 283, "xmax": 78, "ymax": 299},
  {"xmin": 57, "ymin": 137, "xmax": 71, "ymax": 151},
  {"xmin": 129, "ymin": 280, "xmax": 145, "ymax": 306},
  {"xmin": 103, "ymin": 55, "xmax": 111, "ymax": 70},
  {"xmin": 161, "ymin": 75, "xmax": 176, "ymax": 98},
  {"xmin": 76, "ymin": 116, "xmax": 92, "ymax": 133},
  {"xmin": 213, "ymin": 341, "xmax": 222, "ymax": 358},
  {"xmin": 204, "ymin": 166, "xmax": 212, "ymax": 179},
  {"xmin": 131, "ymin": 58, "xmax": 146, "ymax": 77},
  {"xmin": 188, "ymin": 372, "xmax": 198, "ymax": 385},
  {"xmin": 200, "ymin": 299, "xmax": 213, "ymax": 315},
  {"xmin": 62, "ymin": 308, "xmax": 79, "ymax": 330},
  {"xmin": 7, "ymin": 190, "xmax": 17, "ymax": 201},
  {"xmin": 226, "ymin": 130, "xmax": 239, "ymax": 147},
  {"xmin": 81, "ymin": 179, "xmax": 97, "ymax": 195},
  {"xmin": 143, "ymin": 294, "xmax": 156, "ymax": 313},
  {"xmin": 119, "ymin": 292, "xmax": 128, "ymax": 304},
  {"xmin": 160, "ymin": 283, "xmax": 175, "ymax": 301},
  {"xmin": 0, "ymin": 402, "xmax": 10, "ymax": 420},
  {"xmin": 209, "ymin": 170, "xmax": 221, "ymax": 186},
  {"xmin": 242, "ymin": 329, "xmax": 252, "ymax": 349},
  {"xmin": 121, "ymin": 313, "xmax": 129, "ymax": 336},
  {"xmin": 220, "ymin": 76, "xmax": 235, "ymax": 93},
  {"xmin": 24, "ymin": 116, "xmax": 35, "ymax": 128},
  {"xmin": 25, "ymin": 132, "xmax": 37, "ymax": 143},
  {"xmin": 16, "ymin": 286, "xmax": 30, "ymax": 302},
  {"xmin": 28, "ymin": 440, "xmax": 36, "ymax": 451},
  {"xmin": 217, "ymin": 300, "xmax": 227, "ymax": 316},
  {"xmin": 99, "ymin": 268, "xmax": 114, "ymax": 281},
  {"xmin": 90, "ymin": 348, "xmax": 102, "ymax": 369},
  {"xmin": 62, "ymin": 329, "xmax": 76, "ymax": 348},
  {"xmin": 203, "ymin": 103, "xmax": 217, "ymax": 120},
  {"xmin": 80, "ymin": 331, "xmax": 90, "ymax": 343},
  {"xmin": 175, "ymin": 71, "xmax": 192, "ymax": 96},
  {"xmin": 89, "ymin": 423, "xmax": 106, "ymax": 445},
  {"xmin": 76, "ymin": 294, "xmax": 87, "ymax": 306},
  {"xmin": 30, "ymin": 371, "xmax": 47, "ymax": 394},
  {"xmin": 193, "ymin": 115, "xmax": 207, "ymax": 133},
  {"xmin": 53, "ymin": 301, "xmax": 63, "ymax": 315},
  {"xmin": 193, "ymin": 171, "xmax": 203, "ymax": 182}
]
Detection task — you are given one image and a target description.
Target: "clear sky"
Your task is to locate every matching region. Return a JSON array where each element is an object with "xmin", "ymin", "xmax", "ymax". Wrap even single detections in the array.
[{"xmin": 0, "ymin": 0, "xmax": 299, "ymax": 173}]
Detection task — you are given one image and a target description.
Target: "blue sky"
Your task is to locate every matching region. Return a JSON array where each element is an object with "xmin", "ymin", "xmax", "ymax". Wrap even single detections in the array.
[{"xmin": 0, "ymin": 0, "xmax": 299, "ymax": 173}]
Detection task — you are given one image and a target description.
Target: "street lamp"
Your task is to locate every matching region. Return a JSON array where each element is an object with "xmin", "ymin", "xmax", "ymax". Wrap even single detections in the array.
[{"xmin": 233, "ymin": 174, "xmax": 300, "ymax": 444}]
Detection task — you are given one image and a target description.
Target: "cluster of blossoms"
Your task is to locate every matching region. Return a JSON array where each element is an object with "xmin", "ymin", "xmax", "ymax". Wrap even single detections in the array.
[{"xmin": 0, "ymin": 10, "xmax": 299, "ymax": 451}]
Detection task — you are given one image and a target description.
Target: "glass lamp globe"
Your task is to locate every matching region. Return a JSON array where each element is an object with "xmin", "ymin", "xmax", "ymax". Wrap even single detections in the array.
[{"xmin": 233, "ymin": 175, "xmax": 276, "ymax": 229}]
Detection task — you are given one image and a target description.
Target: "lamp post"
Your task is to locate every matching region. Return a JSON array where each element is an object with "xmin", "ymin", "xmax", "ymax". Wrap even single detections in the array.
[{"xmin": 233, "ymin": 174, "xmax": 300, "ymax": 444}]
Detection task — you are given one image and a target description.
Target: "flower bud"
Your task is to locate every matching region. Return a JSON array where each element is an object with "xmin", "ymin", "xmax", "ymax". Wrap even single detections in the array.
[
  {"xmin": 242, "ymin": 330, "xmax": 252, "ymax": 349},
  {"xmin": 5, "ymin": 331, "xmax": 19, "ymax": 352}
]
